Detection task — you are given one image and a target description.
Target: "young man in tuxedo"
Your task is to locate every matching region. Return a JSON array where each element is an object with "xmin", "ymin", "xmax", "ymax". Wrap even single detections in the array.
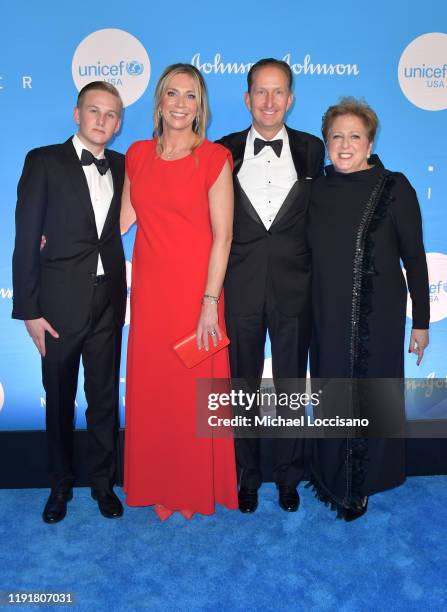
[
  {"xmin": 217, "ymin": 59, "xmax": 325, "ymax": 513},
  {"xmin": 12, "ymin": 81, "xmax": 127, "ymax": 523}
]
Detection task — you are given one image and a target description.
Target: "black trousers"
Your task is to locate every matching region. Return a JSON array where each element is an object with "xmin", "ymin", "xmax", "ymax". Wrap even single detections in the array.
[
  {"xmin": 42, "ymin": 280, "xmax": 122, "ymax": 491},
  {"xmin": 226, "ymin": 295, "xmax": 310, "ymax": 491}
]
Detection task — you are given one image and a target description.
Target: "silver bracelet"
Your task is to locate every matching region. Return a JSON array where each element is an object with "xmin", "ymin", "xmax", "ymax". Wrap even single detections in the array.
[{"xmin": 202, "ymin": 294, "xmax": 219, "ymax": 305}]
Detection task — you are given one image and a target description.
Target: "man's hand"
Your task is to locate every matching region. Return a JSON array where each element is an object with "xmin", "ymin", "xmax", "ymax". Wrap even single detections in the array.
[{"xmin": 25, "ymin": 318, "xmax": 59, "ymax": 356}]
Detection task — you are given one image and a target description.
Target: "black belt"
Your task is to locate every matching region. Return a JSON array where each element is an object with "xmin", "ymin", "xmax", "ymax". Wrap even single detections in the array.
[{"xmin": 90, "ymin": 273, "xmax": 108, "ymax": 286}]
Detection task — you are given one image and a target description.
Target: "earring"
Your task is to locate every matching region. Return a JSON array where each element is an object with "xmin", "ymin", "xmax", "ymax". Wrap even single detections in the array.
[{"xmin": 192, "ymin": 116, "xmax": 199, "ymax": 133}]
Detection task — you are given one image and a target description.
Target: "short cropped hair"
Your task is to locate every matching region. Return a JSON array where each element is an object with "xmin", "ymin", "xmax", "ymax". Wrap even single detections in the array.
[
  {"xmin": 76, "ymin": 81, "xmax": 123, "ymax": 116},
  {"xmin": 322, "ymin": 97, "xmax": 379, "ymax": 142},
  {"xmin": 247, "ymin": 58, "xmax": 293, "ymax": 93}
]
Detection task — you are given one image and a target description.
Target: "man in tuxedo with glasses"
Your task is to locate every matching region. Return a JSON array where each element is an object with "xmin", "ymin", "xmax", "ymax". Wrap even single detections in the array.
[
  {"xmin": 12, "ymin": 81, "xmax": 127, "ymax": 523},
  {"xmin": 218, "ymin": 58, "xmax": 325, "ymax": 513}
]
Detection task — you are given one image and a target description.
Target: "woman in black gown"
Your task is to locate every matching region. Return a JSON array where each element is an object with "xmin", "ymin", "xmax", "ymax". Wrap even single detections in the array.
[{"xmin": 308, "ymin": 98, "xmax": 430, "ymax": 521}]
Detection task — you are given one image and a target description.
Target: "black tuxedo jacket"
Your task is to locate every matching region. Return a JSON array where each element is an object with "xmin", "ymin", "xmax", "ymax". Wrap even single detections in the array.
[
  {"xmin": 217, "ymin": 126, "xmax": 325, "ymax": 317},
  {"xmin": 12, "ymin": 138, "xmax": 127, "ymax": 332}
]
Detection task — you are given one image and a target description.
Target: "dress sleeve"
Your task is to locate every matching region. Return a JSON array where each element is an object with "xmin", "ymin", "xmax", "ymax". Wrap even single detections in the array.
[
  {"xmin": 390, "ymin": 173, "xmax": 430, "ymax": 329},
  {"xmin": 205, "ymin": 143, "xmax": 233, "ymax": 191},
  {"xmin": 125, "ymin": 141, "xmax": 141, "ymax": 181}
]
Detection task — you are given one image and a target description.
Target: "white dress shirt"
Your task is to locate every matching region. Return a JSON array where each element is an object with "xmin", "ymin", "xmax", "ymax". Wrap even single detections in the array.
[
  {"xmin": 238, "ymin": 126, "xmax": 297, "ymax": 229},
  {"xmin": 72, "ymin": 134, "xmax": 113, "ymax": 275}
]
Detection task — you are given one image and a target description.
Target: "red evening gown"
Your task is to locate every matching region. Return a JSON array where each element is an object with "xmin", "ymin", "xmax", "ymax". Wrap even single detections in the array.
[{"xmin": 124, "ymin": 139, "xmax": 238, "ymax": 515}]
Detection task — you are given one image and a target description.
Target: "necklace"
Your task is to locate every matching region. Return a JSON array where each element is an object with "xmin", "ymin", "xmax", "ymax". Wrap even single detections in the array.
[
  {"xmin": 164, "ymin": 146, "xmax": 190, "ymax": 160},
  {"xmin": 160, "ymin": 136, "xmax": 197, "ymax": 160}
]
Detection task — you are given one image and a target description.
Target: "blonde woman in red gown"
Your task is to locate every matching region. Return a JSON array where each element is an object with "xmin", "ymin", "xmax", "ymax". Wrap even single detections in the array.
[{"xmin": 120, "ymin": 64, "xmax": 238, "ymax": 520}]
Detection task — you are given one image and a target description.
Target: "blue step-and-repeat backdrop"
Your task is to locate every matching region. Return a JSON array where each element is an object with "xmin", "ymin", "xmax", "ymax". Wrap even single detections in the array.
[{"xmin": 0, "ymin": 1, "xmax": 446, "ymax": 429}]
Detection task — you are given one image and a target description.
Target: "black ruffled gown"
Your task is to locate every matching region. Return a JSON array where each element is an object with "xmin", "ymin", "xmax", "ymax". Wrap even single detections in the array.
[{"xmin": 308, "ymin": 155, "xmax": 429, "ymax": 515}]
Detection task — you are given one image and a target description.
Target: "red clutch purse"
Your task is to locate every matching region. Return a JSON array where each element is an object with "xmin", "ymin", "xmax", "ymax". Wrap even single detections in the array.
[{"xmin": 173, "ymin": 330, "xmax": 230, "ymax": 368}]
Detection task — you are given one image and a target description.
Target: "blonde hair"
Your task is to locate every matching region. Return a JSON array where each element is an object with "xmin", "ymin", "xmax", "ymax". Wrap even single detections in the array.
[
  {"xmin": 77, "ymin": 81, "xmax": 123, "ymax": 117},
  {"xmin": 153, "ymin": 63, "xmax": 209, "ymax": 155},
  {"xmin": 322, "ymin": 96, "xmax": 379, "ymax": 143}
]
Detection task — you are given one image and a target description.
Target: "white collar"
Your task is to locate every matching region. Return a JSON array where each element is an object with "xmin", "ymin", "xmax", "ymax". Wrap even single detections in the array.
[
  {"xmin": 248, "ymin": 125, "xmax": 287, "ymax": 145},
  {"xmin": 72, "ymin": 133, "xmax": 105, "ymax": 160}
]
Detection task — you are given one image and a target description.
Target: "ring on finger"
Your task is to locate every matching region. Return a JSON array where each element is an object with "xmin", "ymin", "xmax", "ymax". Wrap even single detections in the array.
[{"xmin": 209, "ymin": 330, "xmax": 217, "ymax": 337}]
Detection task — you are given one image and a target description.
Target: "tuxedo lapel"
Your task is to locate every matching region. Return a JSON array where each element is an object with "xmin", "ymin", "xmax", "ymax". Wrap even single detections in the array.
[
  {"xmin": 227, "ymin": 128, "xmax": 250, "ymax": 175},
  {"xmin": 270, "ymin": 180, "xmax": 301, "ymax": 229},
  {"xmin": 61, "ymin": 138, "xmax": 97, "ymax": 231},
  {"xmin": 233, "ymin": 142, "xmax": 247, "ymax": 175},
  {"xmin": 268, "ymin": 129, "xmax": 310, "ymax": 227},
  {"xmin": 235, "ymin": 178, "xmax": 264, "ymax": 227},
  {"xmin": 286, "ymin": 126, "xmax": 308, "ymax": 179},
  {"xmin": 101, "ymin": 150, "xmax": 120, "ymax": 236}
]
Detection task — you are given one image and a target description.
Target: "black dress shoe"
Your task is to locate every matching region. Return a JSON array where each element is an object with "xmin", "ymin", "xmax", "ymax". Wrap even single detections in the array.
[
  {"xmin": 342, "ymin": 498, "xmax": 368, "ymax": 522},
  {"xmin": 91, "ymin": 489, "xmax": 123, "ymax": 518},
  {"xmin": 238, "ymin": 488, "xmax": 258, "ymax": 513},
  {"xmin": 278, "ymin": 486, "xmax": 300, "ymax": 512},
  {"xmin": 42, "ymin": 488, "xmax": 73, "ymax": 524}
]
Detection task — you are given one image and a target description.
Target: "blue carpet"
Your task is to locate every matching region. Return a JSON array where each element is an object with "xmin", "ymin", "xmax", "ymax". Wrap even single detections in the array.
[{"xmin": 0, "ymin": 477, "xmax": 446, "ymax": 611}]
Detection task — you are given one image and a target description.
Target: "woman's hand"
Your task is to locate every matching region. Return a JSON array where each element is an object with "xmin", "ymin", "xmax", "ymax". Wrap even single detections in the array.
[
  {"xmin": 196, "ymin": 302, "xmax": 222, "ymax": 351},
  {"xmin": 408, "ymin": 329, "xmax": 429, "ymax": 366}
]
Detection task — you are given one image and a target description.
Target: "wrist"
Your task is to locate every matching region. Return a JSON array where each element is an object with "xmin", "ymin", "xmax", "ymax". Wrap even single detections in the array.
[{"xmin": 202, "ymin": 293, "xmax": 219, "ymax": 305}]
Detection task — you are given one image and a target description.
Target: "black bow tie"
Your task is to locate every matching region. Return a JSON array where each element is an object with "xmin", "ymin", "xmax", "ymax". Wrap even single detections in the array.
[
  {"xmin": 253, "ymin": 137, "xmax": 283, "ymax": 158},
  {"xmin": 80, "ymin": 149, "xmax": 109, "ymax": 175}
]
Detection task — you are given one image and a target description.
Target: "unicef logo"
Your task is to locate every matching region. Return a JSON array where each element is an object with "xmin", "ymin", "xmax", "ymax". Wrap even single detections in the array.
[
  {"xmin": 72, "ymin": 29, "xmax": 150, "ymax": 108},
  {"xmin": 406, "ymin": 253, "xmax": 447, "ymax": 323},
  {"xmin": 127, "ymin": 61, "xmax": 144, "ymax": 77},
  {"xmin": 398, "ymin": 33, "xmax": 447, "ymax": 111}
]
